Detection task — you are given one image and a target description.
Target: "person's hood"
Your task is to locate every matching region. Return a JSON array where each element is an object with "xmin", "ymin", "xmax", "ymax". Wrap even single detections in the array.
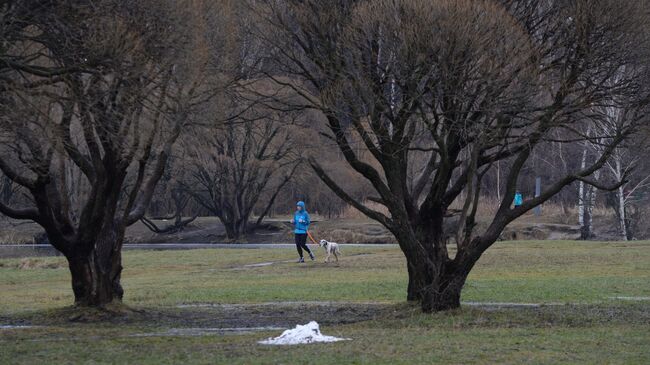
[{"xmin": 296, "ymin": 201, "xmax": 305, "ymax": 209}]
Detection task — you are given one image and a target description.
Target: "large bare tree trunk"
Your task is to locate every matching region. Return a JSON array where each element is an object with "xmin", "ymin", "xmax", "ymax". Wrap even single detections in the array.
[
  {"xmin": 403, "ymin": 244, "xmax": 470, "ymax": 312},
  {"xmin": 420, "ymin": 269, "xmax": 467, "ymax": 312},
  {"xmin": 65, "ymin": 223, "xmax": 124, "ymax": 307},
  {"xmin": 222, "ymin": 216, "xmax": 249, "ymax": 240},
  {"xmin": 397, "ymin": 209, "xmax": 470, "ymax": 312}
]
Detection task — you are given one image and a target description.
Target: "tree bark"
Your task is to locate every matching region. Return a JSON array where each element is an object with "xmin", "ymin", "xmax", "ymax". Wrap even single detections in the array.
[
  {"xmin": 613, "ymin": 157, "xmax": 628, "ymax": 241},
  {"xmin": 223, "ymin": 217, "xmax": 248, "ymax": 240},
  {"xmin": 420, "ymin": 269, "xmax": 467, "ymax": 313},
  {"xmin": 224, "ymin": 222, "xmax": 236, "ymax": 240},
  {"xmin": 581, "ymin": 189, "xmax": 595, "ymax": 240},
  {"xmin": 404, "ymin": 250, "xmax": 468, "ymax": 312},
  {"xmin": 580, "ymin": 173, "xmax": 598, "ymax": 239},
  {"xmin": 65, "ymin": 226, "xmax": 124, "ymax": 307},
  {"xmin": 398, "ymin": 210, "xmax": 467, "ymax": 312},
  {"xmin": 578, "ymin": 148, "xmax": 587, "ymax": 228},
  {"xmin": 616, "ymin": 185, "xmax": 628, "ymax": 241},
  {"xmin": 406, "ymin": 262, "xmax": 424, "ymax": 302}
]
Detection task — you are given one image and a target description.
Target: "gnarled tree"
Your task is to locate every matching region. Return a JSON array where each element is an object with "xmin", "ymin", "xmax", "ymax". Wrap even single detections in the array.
[
  {"xmin": 186, "ymin": 109, "xmax": 300, "ymax": 240},
  {"xmin": 0, "ymin": 0, "xmax": 222, "ymax": 307},
  {"xmin": 259, "ymin": 0, "xmax": 650, "ymax": 311}
]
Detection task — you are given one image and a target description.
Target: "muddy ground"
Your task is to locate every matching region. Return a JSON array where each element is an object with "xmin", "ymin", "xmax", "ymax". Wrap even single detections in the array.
[
  {"xmin": 2, "ymin": 302, "xmax": 391, "ymax": 328},
  {"xmin": 4, "ymin": 300, "xmax": 650, "ymax": 331}
]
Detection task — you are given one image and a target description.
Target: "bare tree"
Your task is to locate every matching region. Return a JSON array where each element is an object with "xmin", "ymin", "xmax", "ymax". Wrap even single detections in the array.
[
  {"xmin": 186, "ymin": 109, "xmax": 300, "ymax": 240},
  {"xmin": 0, "ymin": 0, "xmax": 224, "ymax": 307},
  {"xmin": 140, "ymin": 188, "xmax": 199, "ymax": 234},
  {"xmin": 594, "ymin": 107, "xmax": 650, "ymax": 241},
  {"xmin": 139, "ymin": 150, "xmax": 200, "ymax": 234},
  {"xmin": 259, "ymin": 0, "xmax": 650, "ymax": 311}
]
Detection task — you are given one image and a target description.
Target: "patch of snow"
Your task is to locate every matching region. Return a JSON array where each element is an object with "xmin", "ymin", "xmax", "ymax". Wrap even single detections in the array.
[{"xmin": 258, "ymin": 321, "xmax": 349, "ymax": 345}]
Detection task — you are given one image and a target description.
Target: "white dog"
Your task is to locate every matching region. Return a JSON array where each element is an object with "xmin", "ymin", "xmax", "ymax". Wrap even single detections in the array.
[{"xmin": 319, "ymin": 239, "xmax": 341, "ymax": 263}]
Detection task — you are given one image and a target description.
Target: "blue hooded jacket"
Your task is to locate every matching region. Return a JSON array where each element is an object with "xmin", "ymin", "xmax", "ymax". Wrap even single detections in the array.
[{"xmin": 293, "ymin": 201, "xmax": 310, "ymax": 234}]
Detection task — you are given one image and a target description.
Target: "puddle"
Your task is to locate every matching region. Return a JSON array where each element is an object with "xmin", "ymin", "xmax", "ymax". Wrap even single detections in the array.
[
  {"xmin": 132, "ymin": 326, "xmax": 284, "ymax": 338},
  {"xmin": 240, "ymin": 260, "xmax": 294, "ymax": 268},
  {"xmin": 2, "ymin": 326, "xmax": 283, "ymax": 343},
  {"xmin": 463, "ymin": 302, "xmax": 563, "ymax": 308},
  {"xmin": 177, "ymin": 301, "xmax": 584, "ymax": 309},
  {"xmin": 177, "ymin": 301, "xmax": 387, "ymax": 309},
  {"xmin": 610, "ymin": 296, "xmax": 650, "ymax": 301},
  {"xmin": 243, "ymin": 262, "xmax": 276, "ymax": 267}
]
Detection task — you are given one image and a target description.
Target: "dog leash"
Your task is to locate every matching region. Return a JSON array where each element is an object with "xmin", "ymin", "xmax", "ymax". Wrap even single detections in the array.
[{"xmin": 307, "ymin": 231, "xmax": 319, "ymax": 246}]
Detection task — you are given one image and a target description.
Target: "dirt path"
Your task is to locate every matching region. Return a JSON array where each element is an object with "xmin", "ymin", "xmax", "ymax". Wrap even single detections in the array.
[{"xmin": 229, "ymin": 252, "xmax": 377, "ymax": 270}]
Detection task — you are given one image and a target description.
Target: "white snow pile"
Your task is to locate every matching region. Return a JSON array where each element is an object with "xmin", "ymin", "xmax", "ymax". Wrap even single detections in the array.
[{"xmin": 258, "ymin": 321, "xmax": 350, "ymax": 345}]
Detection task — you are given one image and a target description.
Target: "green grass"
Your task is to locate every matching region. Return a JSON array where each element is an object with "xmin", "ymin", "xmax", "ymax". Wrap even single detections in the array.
[{"xmin": 1, "ymin": 240, "xmax": 650, "ymax": 364}]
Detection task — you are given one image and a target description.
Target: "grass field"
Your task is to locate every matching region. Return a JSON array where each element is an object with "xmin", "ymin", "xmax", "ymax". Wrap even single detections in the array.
[{"xmin": 1, "ymin": 241, "xmax": 650, "ymax": 364}]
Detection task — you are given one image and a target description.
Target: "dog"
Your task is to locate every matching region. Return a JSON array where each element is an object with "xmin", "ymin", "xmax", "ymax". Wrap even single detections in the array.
[{"xmin": 319, "ymin": 239, "xmax": 341, "ymax": 263}]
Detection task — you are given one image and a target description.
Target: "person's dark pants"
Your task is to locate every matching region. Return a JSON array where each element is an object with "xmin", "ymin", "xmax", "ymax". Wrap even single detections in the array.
[{"xmin": 295, "ymin": 233, "xmax": 312, "ymax": 258}]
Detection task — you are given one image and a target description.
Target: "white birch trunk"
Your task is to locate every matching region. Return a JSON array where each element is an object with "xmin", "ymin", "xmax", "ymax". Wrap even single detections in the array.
[
  {"xmin": 578, "ymin": 147, "xmax": 587, "ymax": 227},
  {"xmin": 586, "ymin": 170, "xmax": 599, "ymax": 238},
  {"xmin": 612, "ymin": 158, "xmax": 628, "ymax": 241},
  {"xmin": 617, "ymin": 184, "xmax": 627, "ymax": 241}
]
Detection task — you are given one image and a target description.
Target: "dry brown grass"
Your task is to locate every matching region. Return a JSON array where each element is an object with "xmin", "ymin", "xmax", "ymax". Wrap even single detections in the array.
[
  {"xmin": 310, "ymin": 228, "xmax": 397, "ymax": 244},
  {"xmin": 339, "ymin": 201, "xmax": 391, "ymax": 219},
  {"xmin": 0, "ymin": 220, "xmax": 44, "ymax": 244}
]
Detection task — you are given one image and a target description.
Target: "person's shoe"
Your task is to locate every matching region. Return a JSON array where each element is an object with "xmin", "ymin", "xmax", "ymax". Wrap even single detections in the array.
[
  {"xmin": 297, "ymin": 257, "xmax": 305, "ymax": 263},
  {"xmin": 309, "ymin": 252, "xmax": 315, "ymax": 261}
]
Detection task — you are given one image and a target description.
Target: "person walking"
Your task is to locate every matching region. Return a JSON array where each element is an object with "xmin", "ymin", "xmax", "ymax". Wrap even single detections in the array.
[{"xmin": 292, "ymin": 201, "xmax": 314, "ymax": 263}]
